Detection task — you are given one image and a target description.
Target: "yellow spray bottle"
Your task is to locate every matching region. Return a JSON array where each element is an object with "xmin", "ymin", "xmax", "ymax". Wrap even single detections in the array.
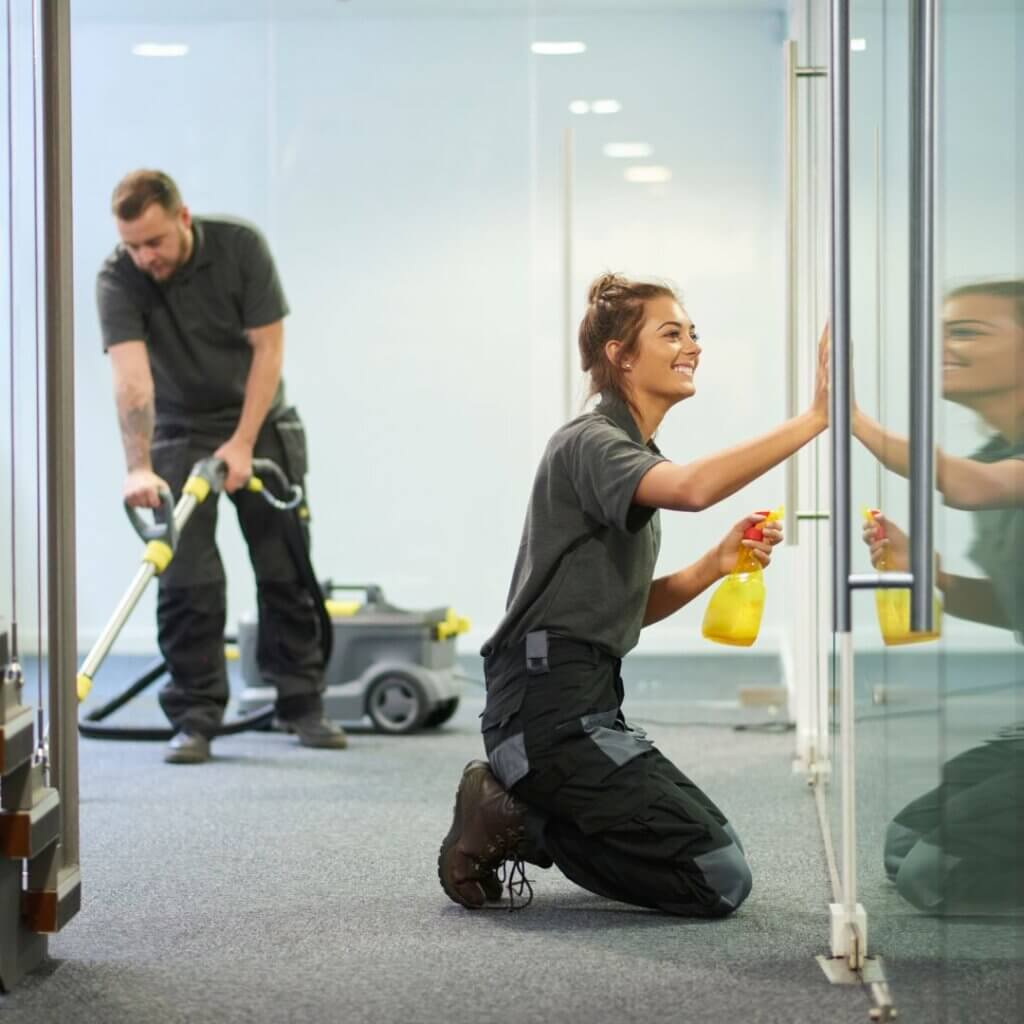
[
  {"xmin": 702, "ymin": 507, "xmax": 782, "ymax": 647},
  {"xmin": 863, "ymin": 507, "xmax": 942, "ymax": 645}
]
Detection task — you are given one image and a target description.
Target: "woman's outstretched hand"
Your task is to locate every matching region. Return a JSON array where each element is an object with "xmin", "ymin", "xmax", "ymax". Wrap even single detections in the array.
[
  {"xmin": 810, "ymin": 322, "xmax": 830, "ymax": 427},
  {"xmin": 716, "ymin": 513, "xmax": 784, "ymax": 576}
]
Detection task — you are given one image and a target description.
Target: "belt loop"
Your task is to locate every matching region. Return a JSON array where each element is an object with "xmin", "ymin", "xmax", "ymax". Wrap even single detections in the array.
[{"xmin": 525, "ymin": 630, "xmax": 549, "ymax": 675}]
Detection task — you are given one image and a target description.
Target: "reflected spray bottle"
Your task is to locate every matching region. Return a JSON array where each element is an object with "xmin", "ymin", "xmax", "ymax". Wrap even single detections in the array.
[{"xmin": 863, "ymin": 507, "xmax": 942, "ymax": 645}]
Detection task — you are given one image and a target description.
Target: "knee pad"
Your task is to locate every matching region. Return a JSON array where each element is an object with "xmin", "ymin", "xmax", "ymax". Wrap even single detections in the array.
[
  {"xmin": 884, "ymin": 819, "xmax": 920, "ymax": 882},
  {"xmin": 694, "ymin": 841, "xmax": 753, "ymax": 916},
  {"xmin": 894, "ymin": 839, "xmax": 958, "ymax": 913}
]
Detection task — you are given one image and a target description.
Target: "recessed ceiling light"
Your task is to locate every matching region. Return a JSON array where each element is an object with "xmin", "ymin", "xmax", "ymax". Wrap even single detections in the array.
[
  {"xmin": 568, "ymin": 100, "xmax": 591, "ymax": 115},
  {"xmin": 603, "ymin": 143, "xmax": 653, "ymax": 159},
  {"xmin": 591, "ymin": 99, "xmax": 622, "ymax": 115},
  {"xmin": 132, "ymin": 43, "xmax": 189, "ymax": 58},
  {"xmin": 624, "ymin": 165, "xmax": 672, "ymax": 184},
  {"xmin": 851, "ymin": 38, "xmax": 867, "ymax": 51},
  {"xmin": 531, "ymin": 41, "xmax": 587, "ymax": 56}
]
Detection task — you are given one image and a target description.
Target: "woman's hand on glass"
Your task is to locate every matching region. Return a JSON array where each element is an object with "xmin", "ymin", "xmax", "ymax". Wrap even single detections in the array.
[{"xmin": 809, "ymin": 322, "xmax": 830, "ymax": 427}]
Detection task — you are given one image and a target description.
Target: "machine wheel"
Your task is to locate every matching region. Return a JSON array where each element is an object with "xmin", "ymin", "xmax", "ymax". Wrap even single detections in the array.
[
  {"xmin": 423, "ymin": 697, "xmax": 460, "ymax": 729},
  {"xmin": 366, "ymin": 672, "xmax": 430, "ymax": 734}
]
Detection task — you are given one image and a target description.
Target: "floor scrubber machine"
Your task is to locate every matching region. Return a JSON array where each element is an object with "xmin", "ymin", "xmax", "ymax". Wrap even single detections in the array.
[
  {"xmin": 235, "ymin": 583, "xmax": 469, "ymax": 734},
  {"xmin": 77, "ymin": 455, "xmax": 469, "ymax": 738}
]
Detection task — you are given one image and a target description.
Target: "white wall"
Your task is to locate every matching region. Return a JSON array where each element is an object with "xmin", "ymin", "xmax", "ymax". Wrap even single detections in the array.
[
  {"xmin": 526, "ymin": 10, "xmax": 791, "ymax": 653},
  {"xmin": 5, "ymin": 5, "xmax": 795, "ymax": 657}
]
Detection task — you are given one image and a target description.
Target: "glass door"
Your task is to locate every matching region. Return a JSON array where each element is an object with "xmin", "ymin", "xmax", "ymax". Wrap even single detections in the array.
[{"xmin": 830, "ymin": 0, "xmax": 1024, "ymax": 1018}]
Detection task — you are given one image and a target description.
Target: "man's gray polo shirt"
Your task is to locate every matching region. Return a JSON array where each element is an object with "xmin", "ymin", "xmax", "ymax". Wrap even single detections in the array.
[
  {"xmin": 96, "ymin": 216, "xmax": 289, "ymax": 436},
  {"xmin": 483, "ymin": 392, "xmax": 667, "ymax": 659}
]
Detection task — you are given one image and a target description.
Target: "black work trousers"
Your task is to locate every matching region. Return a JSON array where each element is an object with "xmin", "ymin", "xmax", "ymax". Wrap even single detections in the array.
[
  {"xmin": 150, "ymin": 407, "xmax": 325, "ymax": 737},
  {"xmin": 481, "ymin": 633, "xmax": 752, "ymax": 917},
  {"xmin": 884, "ymin": 737, "xmax": 1024, "ymax": 914}
]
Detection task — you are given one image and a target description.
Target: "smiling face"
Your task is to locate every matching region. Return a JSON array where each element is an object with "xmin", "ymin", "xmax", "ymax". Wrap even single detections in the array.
[
  {"xmin": 942, "ymin": 293, "xmax": 1024, "ymax": 406},
  {"xmin": 618, "ymin": 295, "xmax": 701, "ymax": 408},
  {"xmin": 116, "ymin": 201, "xmax": 192, "ymax": 282}
]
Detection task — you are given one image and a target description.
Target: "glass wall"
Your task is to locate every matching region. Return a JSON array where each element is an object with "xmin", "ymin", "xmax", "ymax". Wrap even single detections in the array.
[
  {"xmin": 835, "ymin": 0, "xmax": 1024, "ymax": 1018},
  {"xmin": 68, "ymin": 0, "xmax": 790, "ymax": 659}
]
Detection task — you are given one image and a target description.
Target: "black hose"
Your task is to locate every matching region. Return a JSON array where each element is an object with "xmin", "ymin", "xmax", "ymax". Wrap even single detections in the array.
[
  {"xmin": 280, "ymin": 507, "xmax": 333, "ymax": 665},
  {"xmin": 78, "ymin": 653, "xmax": 275, "ymax": 741},
  {"xmin": 78, "ymin": 707, "xmax": 275, "ymax": 741},
  {"xmin": 80, "ymin": 657, "xmax": 167, "ymax": 722}
]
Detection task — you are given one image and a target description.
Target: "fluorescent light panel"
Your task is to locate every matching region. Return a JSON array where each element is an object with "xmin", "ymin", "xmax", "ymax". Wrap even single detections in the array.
[
  {"xmin": 569, "ymin": 100, "xmax": 590, "ymax": 115},
  {"xmin": 851, "ymin": 38, "xmax": 867, "ymax": 51},
  {"xmin": 531, "ymin": 41, "xmax": 586, "ymax": 56},
  {"xmin": 603, "ymin": 143, "xmax": 653, "ymax": 158},
  {"xmin": 132, "ymin": 43, "xmax": 189, "ymax": 58},
  {"xmin": 591, "ymin": 99, "xmax": 621, "ymax": 114},
  {"xmin": 624, "ymin": 165, "xmax": 672, "ymax": 184}
]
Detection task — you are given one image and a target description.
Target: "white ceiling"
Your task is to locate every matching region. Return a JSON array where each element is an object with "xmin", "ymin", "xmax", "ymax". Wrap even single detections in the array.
[{"xmin": 73, "ymin": 0, "xmax": 788, "ymax": 23}]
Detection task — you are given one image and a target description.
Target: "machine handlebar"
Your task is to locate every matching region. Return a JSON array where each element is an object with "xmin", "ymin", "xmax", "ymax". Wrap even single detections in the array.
[{"xmin": 124, "ymin": 489, "xmax": 178, "ymax": 547}]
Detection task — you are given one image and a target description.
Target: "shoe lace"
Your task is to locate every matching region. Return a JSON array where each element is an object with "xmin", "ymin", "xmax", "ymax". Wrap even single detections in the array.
[{"xmin": 497, "ymin": 855, "xmax": 533, "ymax": 911}]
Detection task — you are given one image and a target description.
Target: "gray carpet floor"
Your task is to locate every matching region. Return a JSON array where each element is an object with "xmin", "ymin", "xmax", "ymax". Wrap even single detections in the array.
[{"xmin": 0, "ymin": 654, "xmax": 1019, "ymax": 1023}]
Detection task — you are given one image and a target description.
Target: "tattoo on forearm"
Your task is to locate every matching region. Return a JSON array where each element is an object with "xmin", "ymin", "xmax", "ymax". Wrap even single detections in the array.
[{"xmin": 118, "ymin": 400, "xmax": 154, "ymax": 471}]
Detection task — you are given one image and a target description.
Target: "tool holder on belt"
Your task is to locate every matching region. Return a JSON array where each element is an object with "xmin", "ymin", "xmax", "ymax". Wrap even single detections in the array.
[{"xmin": 76, "ymin": 455, "xmax": 302, "ymax": 709}]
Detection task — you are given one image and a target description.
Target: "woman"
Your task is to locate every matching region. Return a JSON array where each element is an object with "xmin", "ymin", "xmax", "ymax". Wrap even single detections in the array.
[
  {"xmin": 438, "ymin": 273, "xmax": 828, "ymax": 917},
  {"xmin": 858, "ymin": 280, "xmax": 1024, "ymax": 914}
]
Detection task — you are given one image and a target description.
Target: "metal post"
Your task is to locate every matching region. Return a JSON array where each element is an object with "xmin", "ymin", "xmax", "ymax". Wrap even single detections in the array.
[
  {"xmin": 839, "ymin": 632, "xmax": 855, "ymax": 914},
  {"xmin": 562, "ymin": 125, "xmax": 574, "ymax": 421},
  {"xmin": 785, "ymin": 40, "xmax": 799, "ymax": 544},
  {"xmin": 830, "ymin": 0, "xmax": 852, "ymax": 637},
  {"xmin": 909, "ymin": 0, "xmax": 936, "ymax": 631},
  {"xmin": 42, "ymin": 0, "xmax": 77, "ymax": 868},
  {"xmin": 825, "ymin": 0, "xmax": 868, "ymax": 967}
]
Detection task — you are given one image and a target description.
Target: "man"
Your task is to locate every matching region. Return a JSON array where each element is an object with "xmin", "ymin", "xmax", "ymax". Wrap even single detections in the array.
[{"xmin": 96, "ymin": 169, "xmax": 347, "ymax": 764}]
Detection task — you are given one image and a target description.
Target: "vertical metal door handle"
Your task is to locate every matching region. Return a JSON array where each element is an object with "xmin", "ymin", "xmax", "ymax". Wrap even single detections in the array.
[
  {"xmin": 909, "ymin": 0, "xmax": 937, "ymax": 631},
  {"xmin": 784, "ymin": 42, "xmax": 828, "ymax": 546},
  {"xmin": 785, "ymin": 40, "xmax": 800, "ymax": 544},
  {"xmin": 830, "ymin": 0, "xmax": 852, "ymax": 636}
]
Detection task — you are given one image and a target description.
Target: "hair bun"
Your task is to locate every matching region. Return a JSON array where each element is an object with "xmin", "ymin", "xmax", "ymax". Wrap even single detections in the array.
[{"xmin": 588, "ymin": 272, "xmax": 625, "ymax": 308}]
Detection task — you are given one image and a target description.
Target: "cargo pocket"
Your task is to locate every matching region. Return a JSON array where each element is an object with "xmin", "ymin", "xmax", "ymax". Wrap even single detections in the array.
[
  {"xmin": 270, "ymin": 409, "xmax": 312, "ymax": 541},
  {"xmin": 580, "ymin": 708, "xmax": 654, "ymax": 768},
  {"xmin": 481, "ymin": 675, "xmax": 529, "ymax": 790},
  {"xmin": 272, "ymin": 408, "xmax": 309, "ymax": 485}
]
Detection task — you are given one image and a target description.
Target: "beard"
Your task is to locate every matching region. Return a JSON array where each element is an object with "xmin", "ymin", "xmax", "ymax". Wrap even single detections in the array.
[{"xmin": 146, "ymin": 224, "xmax": 191, "ymax": 281}]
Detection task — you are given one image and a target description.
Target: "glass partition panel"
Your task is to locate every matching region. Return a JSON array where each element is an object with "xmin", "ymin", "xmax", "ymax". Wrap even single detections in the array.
[
  {"xmin": 929, "ymin": 0, "xmax": 1023, "ymax": 1016},
  {"xmin": 844, "ymin": 1, "xmax": 1024, "ymax": 1018}
]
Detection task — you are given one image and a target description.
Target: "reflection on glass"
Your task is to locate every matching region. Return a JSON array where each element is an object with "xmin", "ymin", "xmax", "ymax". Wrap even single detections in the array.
[{"xmin": 855, "ymin": 282, "xmax": 1023, "ymax": 915}]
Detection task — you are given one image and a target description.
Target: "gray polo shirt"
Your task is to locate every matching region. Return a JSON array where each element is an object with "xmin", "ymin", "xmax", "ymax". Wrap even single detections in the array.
[
  {"xmin": 483, "ymin": 392, "xmax": 667, "ymax": 659},
  {"xmin": 968, "ymin": 434, "xmax": 1024, "ymax": 641},
  {"xmin": 96, "ymin": 216, "xmax": 289, "ymax": 435}
]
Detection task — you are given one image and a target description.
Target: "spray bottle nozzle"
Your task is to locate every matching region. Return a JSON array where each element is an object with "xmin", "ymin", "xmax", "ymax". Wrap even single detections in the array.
[
  {"xmin": 743, "ymin": 506, "xmax": 784, "ymax": 542},
  {"xmin": 862, "ymin": 506, "xmax": 885, "ymax": 540}
]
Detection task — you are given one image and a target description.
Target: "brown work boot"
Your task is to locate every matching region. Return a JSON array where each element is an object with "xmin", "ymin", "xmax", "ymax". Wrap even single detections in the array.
[{"xmin": 438, "ymin": 760, "xmax": 528, "ymax": 909}]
